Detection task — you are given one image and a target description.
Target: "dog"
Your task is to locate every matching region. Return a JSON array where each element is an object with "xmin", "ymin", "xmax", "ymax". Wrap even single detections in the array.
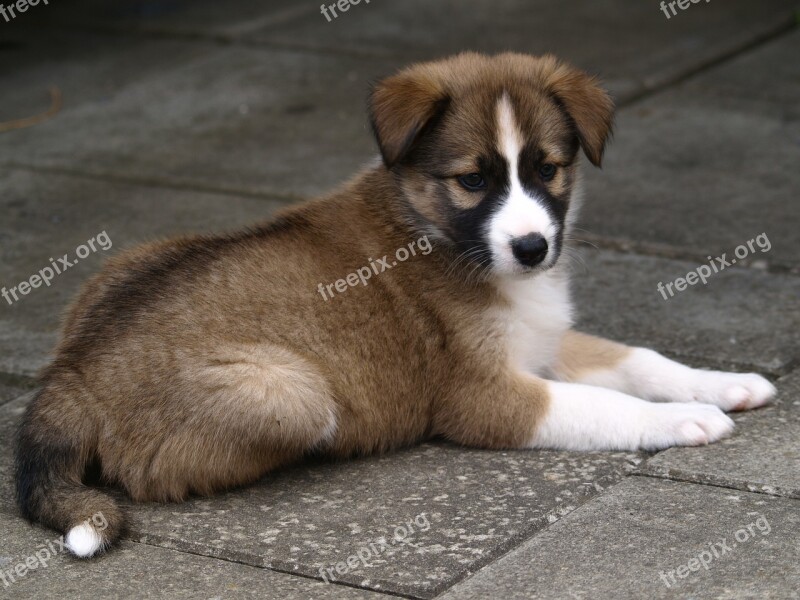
[{"xmin": 15, "ymin": 52, "xmax": 776, "ymax": 558}]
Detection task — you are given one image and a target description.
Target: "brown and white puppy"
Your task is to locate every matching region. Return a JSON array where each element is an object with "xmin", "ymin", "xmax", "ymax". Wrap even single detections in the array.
[{"xmin": 15, "ymin": 53, "xmax": 775, "ymax": 558}]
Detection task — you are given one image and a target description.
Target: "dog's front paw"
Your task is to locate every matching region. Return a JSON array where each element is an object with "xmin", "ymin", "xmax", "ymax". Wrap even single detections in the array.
[
  {"xmin": 690, "ymin": 371, "xmax": 776, "ymax": 412},
  {"xmin": 642, "ymin": 402, "xmax": 735, "ymax": 450}
]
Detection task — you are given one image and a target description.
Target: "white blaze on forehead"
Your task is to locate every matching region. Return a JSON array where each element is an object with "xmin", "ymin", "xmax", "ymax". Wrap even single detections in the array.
[
  {"xmin": 488, "ymin": 95, "xmax": 555, "ymax": 272},
  {"xmin": 496, "ymin": 94, "xmax": 524, "ymax": 173}
]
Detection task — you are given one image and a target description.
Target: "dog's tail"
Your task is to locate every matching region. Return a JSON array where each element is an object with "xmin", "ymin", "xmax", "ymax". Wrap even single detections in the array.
[{"xmin": 15, "ymin": 381, "xmax": 124, "ymax": 557}]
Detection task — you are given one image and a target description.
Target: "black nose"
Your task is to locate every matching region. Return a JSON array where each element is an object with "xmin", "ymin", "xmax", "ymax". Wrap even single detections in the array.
[{"xmin": 511, "ymin": 233, "xmax": 549, "ymax": 267}]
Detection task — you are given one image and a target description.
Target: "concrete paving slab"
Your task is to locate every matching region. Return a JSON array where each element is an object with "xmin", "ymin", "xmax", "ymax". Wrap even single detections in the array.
[
  {"xmin": 0, "ymin": 40, "xmax": 392, "ymax": 199},
  {"xmin": 122, "ymin": 446, "xmax": 639, "ymax": 599},
  {"xmin": 9, "ymin": 0, "xmax": 317, "ymax": 39},
  {"xmin": 0, "ymin": 169, "xmax": 290, "ymax": 376},
  {"xmin": 4, "ymin": 5, "xmax": 797, "ymax": 202},
  {"xmin": 0, "ymin": 384, "xmax": 24, "ymax": 407},
  {"xmin": 581, "ymin": 30, "xmax": 800, "ymax": 271},
  {"xmin": 0, "ymin": 29, "xmax": 211, "ymax": 124},
  {"xmin": 439, "ymin": 477, "xmax": 800, "ymax": 600},
  {"xmin": 18, "ymin": 0, "xmax": 796, "ymax": 100},
  {"xmin": 0, "ymin": 376, "xmax": 34, "ymax": 407},
  {"xmin": 641, "ymin": 369, "xmax": 800, "ymax": 499},
  {"xmin": 677, "ymin": 27, "xmax": 800, "ymax": 109},
  {"xmin": 245, "ymin": 0, "xmax": 797, "ymax": 101},
  {"xmin": 0, "ymin": 514, "xmax": 384, "ymax": 600},
  {"xmin": 571, "ymin": 248, "xmax": 800, "ymax": 376},
  {"xmin": 0, "ymin": 389, "xmax": 639, "ymax": 598}
]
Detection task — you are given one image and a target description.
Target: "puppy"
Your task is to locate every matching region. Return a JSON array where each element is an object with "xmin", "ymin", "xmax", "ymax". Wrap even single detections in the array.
[{"xmin": 15, "ymin": 53, "xmax": 776, "ymax": 558}]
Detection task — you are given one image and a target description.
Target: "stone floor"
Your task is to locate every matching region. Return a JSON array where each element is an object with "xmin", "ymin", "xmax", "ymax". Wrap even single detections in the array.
[{"xmin": 1, "ymin": 1, "xmax": 798, "ymax": 598}]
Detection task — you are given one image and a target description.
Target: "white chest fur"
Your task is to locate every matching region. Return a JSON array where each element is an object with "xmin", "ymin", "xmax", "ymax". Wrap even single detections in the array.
[{"xmin": 493, "ymin": 272, "xmax": 574, "ymax": 376}]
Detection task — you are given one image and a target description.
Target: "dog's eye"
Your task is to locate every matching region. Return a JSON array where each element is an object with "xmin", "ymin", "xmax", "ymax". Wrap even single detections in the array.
[
  {"xmin": 539, "ymin": 164, "xmax": 557, "ymax": 182},
  {"xmin": 457, "ymin": 173, "xmax": 487, "ymax": 191}
]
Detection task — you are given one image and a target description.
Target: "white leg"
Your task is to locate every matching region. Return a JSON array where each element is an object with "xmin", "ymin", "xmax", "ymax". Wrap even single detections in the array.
[
  {"xmin": 567, "ymin": 347, "xmax": 776, "ymax": 412},
  {"xmin": 529, "ymin": 381, "xmax": 735, "ymax": 452}
]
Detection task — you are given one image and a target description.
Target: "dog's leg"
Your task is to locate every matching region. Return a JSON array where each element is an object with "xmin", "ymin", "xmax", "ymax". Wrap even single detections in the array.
[
  {"xmin": 120, "ymin": 344, "xmax": 339, "ymax": 502},
  {"xmin": 433, "ymin": 370, "xmax": 734, "ymax": 452},
  {"xmin": 551, "ymin": 331, "xmax": 776, "ymax": 412}
]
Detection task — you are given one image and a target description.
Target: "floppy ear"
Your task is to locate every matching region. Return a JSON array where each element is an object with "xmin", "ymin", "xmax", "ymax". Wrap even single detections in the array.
[
  {"xmin": 544, "ymin": 60, "xmax": 614, "ymax": 167},
  {"xmin": 369, "ymin": 69, "xmax": 450, "ymax": 168}
]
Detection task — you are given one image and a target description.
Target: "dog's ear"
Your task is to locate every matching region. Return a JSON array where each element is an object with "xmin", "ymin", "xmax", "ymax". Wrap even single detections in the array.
[
  {"xmin": 369, "ymin": 69, "xmax": 450, "ymax": 168},
  {"xmin": 543, "ymin": 58, "xmax": 614, "ymax": 167}
]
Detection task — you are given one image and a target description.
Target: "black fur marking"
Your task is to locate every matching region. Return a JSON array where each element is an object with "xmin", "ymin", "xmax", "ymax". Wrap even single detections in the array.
[
  {"xmin": 445, "ymin": 151, "xmax": 510, "ymax": 268},
  {"xmin": 56, "ymin": 238, "xmax": 226, "ymax": 364},
  {"xmin": 517, "ymin": 137, "xmax": 577, "ymax": 262},
  {"xmin": 57, "ymin": 212, "xmax": 312, "ymax": 364},
  {"xmin": 15, "ymin": 397, "xmax": 78, "ymax": 521}
]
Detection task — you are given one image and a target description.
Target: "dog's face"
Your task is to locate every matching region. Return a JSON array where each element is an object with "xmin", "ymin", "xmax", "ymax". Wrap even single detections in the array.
[{"xmin": 370, "ymin": 53, "xmax": 614, "ymax": 277}]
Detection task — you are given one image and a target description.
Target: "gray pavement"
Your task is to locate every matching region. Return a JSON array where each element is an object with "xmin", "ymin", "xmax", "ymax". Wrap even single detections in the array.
[
  {"xmin": 1, "ymin": 1, "xmax": 798, "ymax": 599},
  {"xmin": 439, "ymin": 477, "xmax": 800, "ymax": 600},
  {"xmin": 1, "ymin": 518, "xmax": 384, "ymax": 600},
  {"xmin": 581, "ymin": 30, "xmax": 800, "ymax": 273}
]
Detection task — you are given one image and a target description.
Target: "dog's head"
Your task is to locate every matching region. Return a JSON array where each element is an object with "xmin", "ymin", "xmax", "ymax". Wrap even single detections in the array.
[{"xmin": 370, "ymin": 53, "xmax": 614, "ymax": 277}]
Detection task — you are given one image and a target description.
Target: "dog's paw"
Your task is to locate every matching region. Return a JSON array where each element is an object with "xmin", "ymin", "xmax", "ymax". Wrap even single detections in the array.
[
  {"xmin": 641, "ymin": 402, "xmax": 735, "ymax": 450},
  {"xmin": 689, "ymin": 371, "xmax": 776, "ymax": 411}
]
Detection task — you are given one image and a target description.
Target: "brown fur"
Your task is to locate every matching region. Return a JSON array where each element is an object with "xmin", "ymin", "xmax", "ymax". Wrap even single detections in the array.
[
  {"xmin": 15, "ymin": 52, "xmax": 615, "ymax": 551},
  {"xmin": 553, "ymin": 331, "xmax": 632, "ymax": 382}
]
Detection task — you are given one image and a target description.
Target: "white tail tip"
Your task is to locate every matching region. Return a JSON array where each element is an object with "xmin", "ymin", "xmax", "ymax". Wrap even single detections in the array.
[{"xmin": 65, "ymin": 523, "xmax": 104, "ymax": 558}]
